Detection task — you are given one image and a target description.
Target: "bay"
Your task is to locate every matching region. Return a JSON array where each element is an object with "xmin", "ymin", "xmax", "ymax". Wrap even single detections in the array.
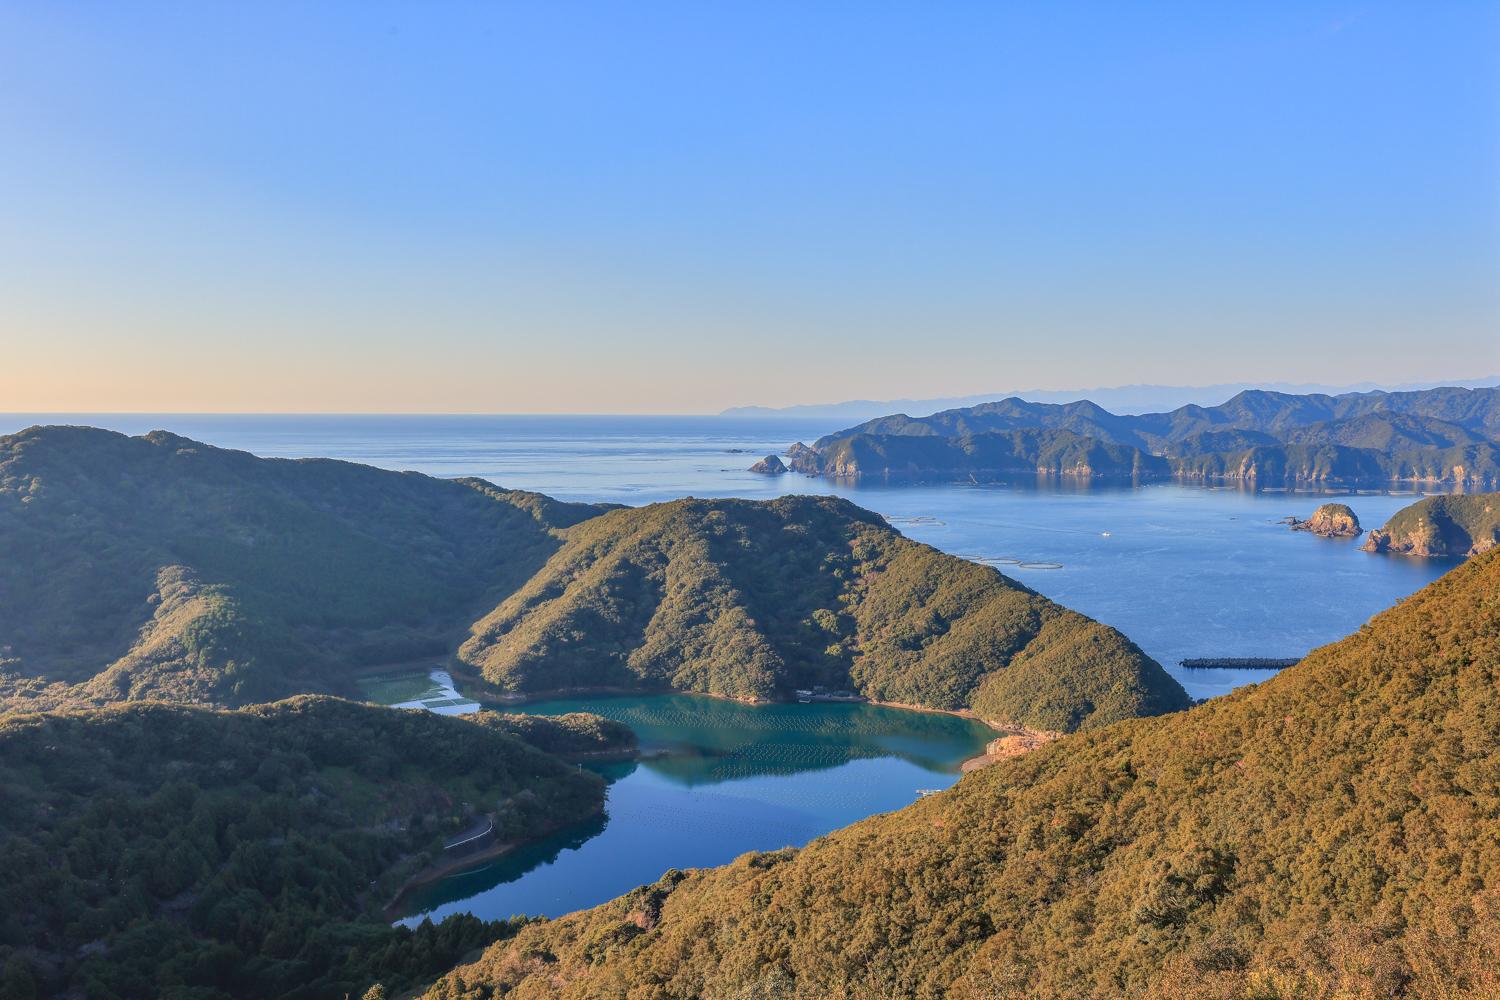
[{"xmin": 392, "ymin": 694, "xmax": 994, "ymax": 923}]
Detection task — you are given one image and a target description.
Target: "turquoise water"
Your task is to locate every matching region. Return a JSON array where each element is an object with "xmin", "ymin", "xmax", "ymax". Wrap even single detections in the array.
[{"xmin": 394, "ymin": 694, "xmax": 994, "ymax": 923}]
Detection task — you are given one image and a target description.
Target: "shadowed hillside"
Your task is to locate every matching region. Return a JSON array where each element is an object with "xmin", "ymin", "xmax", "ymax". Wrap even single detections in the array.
[
  {"xmin": 461, "ymin": 495, "xmax": 1189, "ymax": 733},
  {"xmin": 1, "ymin": 428, "xmax": 1188, "ymax": 736},
  {"xmin": 0, "ymin": 697, "xmax": 614, "ymax": 1000},
  {"xmin": 422, "ymin": 550, "xmax": 1500, "ymax": 1000},
  {"xmin": 0, "ymin": 426, "xmax": 611, "ymax": 710}
]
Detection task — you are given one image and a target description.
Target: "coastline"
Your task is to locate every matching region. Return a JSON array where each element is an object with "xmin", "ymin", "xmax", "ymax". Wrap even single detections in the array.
[
  {"xmin": 785, "ymin": 468, "xmax": 1493, "ymax": 490},
  {"xmin": 382, "ymin": 803, "xmax": 606, "ymax": 920},
  {"xmin": 446, "ymin": 669, "xmax": 1045, "ymax": 773},
  {"xmin": 457, "ymin": 672, "xmax": 1018, "ymax": 738}
]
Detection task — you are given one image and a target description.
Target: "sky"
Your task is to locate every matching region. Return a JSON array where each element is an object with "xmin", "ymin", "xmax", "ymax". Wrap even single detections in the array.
[{"xmin": 2, "ymin": 2, "xmax": 1498, "ymax": 414}]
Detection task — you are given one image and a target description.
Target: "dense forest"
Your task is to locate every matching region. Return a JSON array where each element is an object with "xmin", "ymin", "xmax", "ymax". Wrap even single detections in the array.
[
  {"xmin": 420, "ymin": 549, "xmax": 1500, "ymax": 1000},
  {"xmin": 786, "ymin": 386, "xmax": 1500, "ymax": 485},
  {"xmin": 0, "ymin": 427, "xmax": 1188, "ymax": 733},
  {"xmin": 0, "ymin": 696, "xmax": 629, "ymax": 1000},
  {"xmin": 0, "ymin": 426, "xmax": 613, "ymax": 711},
  {"xmin": 1362, "ymin": 492, "xmax": 1500, "ymax": 558},
  {"xmin": 460, "ymin": 495, "xmax": 1189, "ymax": 732}
]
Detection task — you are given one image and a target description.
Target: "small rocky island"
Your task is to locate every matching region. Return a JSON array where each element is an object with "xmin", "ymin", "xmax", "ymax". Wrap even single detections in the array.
[
  {"xmin": 748, "ymin": 454, "xmax": 788, "ymax": 474},
  {"xmin": 1285, "ymin": 503, "xmax": 1361, "ymax": 537}
]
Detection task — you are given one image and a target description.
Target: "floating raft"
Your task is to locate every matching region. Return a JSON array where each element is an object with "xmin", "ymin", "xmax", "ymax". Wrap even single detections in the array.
[{"xmin": 1179, "ymin": 657, "xmax": 1299, "ymax": 670}]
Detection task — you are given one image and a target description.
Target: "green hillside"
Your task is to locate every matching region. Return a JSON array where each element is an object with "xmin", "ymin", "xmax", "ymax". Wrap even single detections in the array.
[
  {"xmin": 793, "ymin": 387, "xmax": 1500, "ymax": 486},
  {"xmin": 0, "ymin": 426, "xmax": 610, "ymax": 711},
  {"xmin": 1363, "ymin": 492, "xmax": 1500, "ymax": 557},
  {"xmin": 1, "ymin": 427, "xmax": 1187, "ymax": 736},
  {"xmin": 0, "ymin": 696, "xmax": 613, "ymax": 1000},
  {"xmin": 461, "ymin": 495, "xmax": 1188, "ymax": 733},
  {"xmin": 792, "ymin": 429, "xmax": 1169, "ymax": 479},
  {"xmin": 1282, "ymin": 412, "xmax": 1486, "ymax": 450},
  {"xmin": 814, "ymin": 386, "xmax": 1500, "ymax": 451},
  {"xmin": 423, "ymin": 550, "xmax": 1500, "ymax": 1000},
  {"xmin": 793, "ymin": 432, "xmax": 1500, "ymax": 487}
]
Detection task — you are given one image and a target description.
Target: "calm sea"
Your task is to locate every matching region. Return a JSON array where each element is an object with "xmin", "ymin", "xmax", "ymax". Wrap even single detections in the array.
[{"xmin": 4, "ymin": 413, "xmax": 1453, "ymax": 699}]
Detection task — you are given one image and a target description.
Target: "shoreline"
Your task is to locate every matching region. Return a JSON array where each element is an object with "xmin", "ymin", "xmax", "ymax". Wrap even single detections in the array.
[
  {"xmin": 958, "ymin": 727, "xmax": 1061, "ymax": 772},
  {"xmin": 788, "ymin": 469, "xmax": 1493, "ymax": 490},
  {"xmin": 461, "ymin": 677, "xmax": 1016, "ymax": 739},
  {"xmin": 447, "ymin": 670, "xmax": 1040, "ymax": 772},
  {"xmin": 382, "ymin": 803, "xmax": 606, "ymax": 920}
]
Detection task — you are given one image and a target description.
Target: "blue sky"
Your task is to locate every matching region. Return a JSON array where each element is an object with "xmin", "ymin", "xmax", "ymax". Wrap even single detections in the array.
[{"xmin": 2, "ymin": 2, "xmax": 1497, "ymax": 412}]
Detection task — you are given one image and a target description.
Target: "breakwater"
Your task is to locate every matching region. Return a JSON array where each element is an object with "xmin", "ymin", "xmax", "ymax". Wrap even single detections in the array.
[{"xmin": 1179, "ymin": 657, "xmax": 1299, "ymax": 669}]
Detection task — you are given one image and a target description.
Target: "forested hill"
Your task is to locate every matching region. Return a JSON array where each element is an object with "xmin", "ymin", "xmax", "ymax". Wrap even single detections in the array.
[
  {"xmin": 1363, "ymin": 492, "xmax": 1500, "ymax": 557},
  {"xmin": 0, "ymin": 427, "xmax": 1188, "ymax": 733},
  {"xmin": 423, "ymin": 549, "xmax": 1500, "ymax": 1000},
  {"xmin": 460, "ymin": 494, "xmax": 1189, "ymax": 733},
  {"xmin": 0, "ymin": 696, "xmax": 614, "ymax": 1000},
  {"xmin": 791, "ymin": 385, "xmax": 1500, "ymax": 485},
  {"xmin": 0, "ymin": 425, "xmax": 612, "ymax": 711},
  {"xmin": 814, "ymin": 385, "xmax": 1500, "ymax": 450}
]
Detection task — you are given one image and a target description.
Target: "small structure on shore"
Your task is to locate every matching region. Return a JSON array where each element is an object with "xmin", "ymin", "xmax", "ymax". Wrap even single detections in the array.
[{"xmin": 443, "ymin": 816, "xmax": 497, "ymax": 858}]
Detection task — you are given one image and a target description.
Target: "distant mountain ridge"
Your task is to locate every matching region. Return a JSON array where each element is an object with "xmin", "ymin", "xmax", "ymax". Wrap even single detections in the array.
[
  {"xmin": 788, "ymin": 386, "xmax": 1500, "ymax": 486},
  {"xmin": 723, "ymin": 377, "xmax": 1500, "ymax": 420}
]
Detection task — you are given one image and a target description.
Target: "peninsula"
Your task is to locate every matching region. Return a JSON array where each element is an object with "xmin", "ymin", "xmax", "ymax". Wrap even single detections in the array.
[
  {"xmin": 1362, "ymin": 492, "xmax": 1500, "ymax": 557},
  {"xmin": 783, "ymin": 386, "xmax": 1500, "ymax": 486}
]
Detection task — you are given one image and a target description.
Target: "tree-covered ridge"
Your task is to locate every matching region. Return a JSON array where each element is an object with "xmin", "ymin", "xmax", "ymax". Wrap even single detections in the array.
[
  {"xmin": 0, "ymin": 425, "xmax": 611, "ymax": 711},
  {"xmin": 421, "ymin": 549, "xmax": 1500, "ymax": 1000},
  {"xmin": 477, "ymin": 711, "xmax": 638, "ymax": 758},
  {"xmin": 814, "ymin": 386, "xmax": 1500, "ymax": 451},
  {"xmin": 791, "ymin": 386, "xmax": 1500, "ymax": 485},
  {"xmin": 460, "ymin": 495, "xmax": 1188, "ymax": 733},
  {"xmin": 0, "ymin": 696, "xmax": 610, "ymax": 1000},
  {"xmin": 1362, "ymin": 492, "xmax": 1500, "ymax": 557},
  {"xmin": 0, "ymin": 427, "xmax": 1186, "ymax": 735},
  {"xmin": 810, "ymin": 429, "xmax": 1170, "ymax": 479}
]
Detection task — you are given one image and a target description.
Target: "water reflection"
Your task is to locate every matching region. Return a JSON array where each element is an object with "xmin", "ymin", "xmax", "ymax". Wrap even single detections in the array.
[{"xmin": 394, "ymin": 695, "xmax": 992, "ymax": 923}]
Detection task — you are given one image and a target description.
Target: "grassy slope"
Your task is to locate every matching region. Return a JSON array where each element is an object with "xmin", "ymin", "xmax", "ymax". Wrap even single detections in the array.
[
  {"xmin": 460, "ymin": 495, "xmax": 1188, "ymax": 733},
  {"xmin": 1364, "ymin": 492, "xmax": 1500, "ymax": 557},
  {"xmin": 424, "ymin": 550, "xmax": 1500, "ymax": 1000},
  {"xmin": 0, "ymin": 426, "xmax": 608, "ymax": 710},
  {"xmin": 0, "ymin": 696, "xmax": 608, "ymax": 1000}
]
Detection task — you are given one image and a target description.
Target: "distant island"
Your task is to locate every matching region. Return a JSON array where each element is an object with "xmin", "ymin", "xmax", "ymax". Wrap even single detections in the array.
[
  {"xmin": 768, "ymin": 385, "xmax": 1500, "ymax": 487},
  {"xmin": 1362, "ymin": 492, "xmax": 1500, "ymax": 557},
  {"xmin": 748, "ymin": 453, "xmax": 787, "ymax": 474},
  {"xmin": 1285, "ymin": 503, "xmax": 1362, "ymax": 537}
]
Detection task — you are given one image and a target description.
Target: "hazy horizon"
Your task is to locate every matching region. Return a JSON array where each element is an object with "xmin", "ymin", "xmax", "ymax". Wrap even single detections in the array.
[
  {"xmin": 6, "ymin": 374, "xmax": 1500, "ymax": 427},
  {"xmin": 4, "ymin": 3, "xmax": 1498, "ymax": 412}
]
